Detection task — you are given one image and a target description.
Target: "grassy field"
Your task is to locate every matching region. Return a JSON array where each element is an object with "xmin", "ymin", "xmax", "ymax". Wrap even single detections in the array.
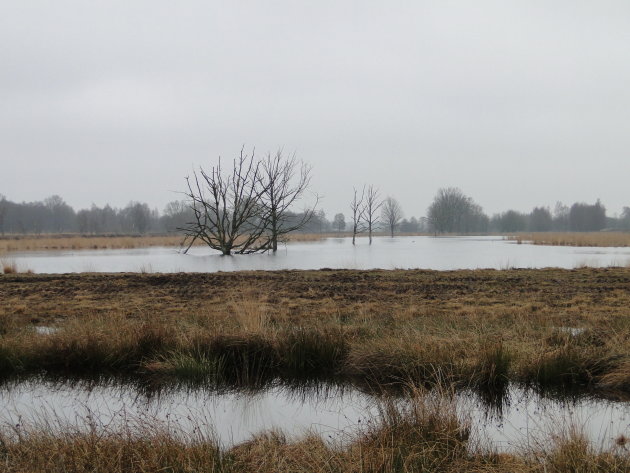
[
  {"xmin": 509, "ymin": 232, "xmax": 630, "ymax": 247},
  {"xmin": 1, "ymin": 268, "xmax": 630, "ymax": 396}
]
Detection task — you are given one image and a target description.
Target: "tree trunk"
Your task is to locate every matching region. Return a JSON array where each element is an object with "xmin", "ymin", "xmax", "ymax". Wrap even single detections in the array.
[{"xmin": 271, "ymin": 217, "xmax": 278, "ymax": 252}]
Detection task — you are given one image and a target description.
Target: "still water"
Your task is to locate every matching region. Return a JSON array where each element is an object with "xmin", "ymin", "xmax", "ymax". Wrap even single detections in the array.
[
  {"xmin": 7, "ymin": 236, "xmax": 630, "ymax": 273},
  {"xmin": 1, "ymin": 380, "xmax": 628, "ymax": 451}
]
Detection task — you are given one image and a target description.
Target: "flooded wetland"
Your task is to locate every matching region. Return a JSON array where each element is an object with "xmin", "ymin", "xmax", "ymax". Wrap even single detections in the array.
[
  {"xmin": 6, "ymin": 235, "xmax": 630, "ymax": 273},
  {"xmin": 2, "ymin": 250, "xmax": 630, "ymax": 471}
]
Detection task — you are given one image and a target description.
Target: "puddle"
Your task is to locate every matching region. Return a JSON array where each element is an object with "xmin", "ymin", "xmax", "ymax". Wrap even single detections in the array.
[
  {"xmin": 1, "ymin": 380, "xmax": 628, "ymax": 451},
  {"xmin": 33, "ymin": 326, "xmax": 58, "ymax": 335},
  {"xmin": 555, "ymin": 327, "xmax": 586, "ymax": 336}
]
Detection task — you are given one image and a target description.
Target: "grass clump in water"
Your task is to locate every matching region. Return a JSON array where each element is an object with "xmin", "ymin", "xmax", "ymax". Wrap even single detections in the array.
[
  {"xmin": 277, "ymin": 327, "xmax": 349, "ymax": 380},
  {"xmin": 470, "ymin": 341, "xmax": 511, "ymax": 389},
  {"xmin": 144, "ymin": 349, "xmax": 223, "ymax": 383},
  {"xmin": 24, "ymin": 317, "xmax": 177, "ymax": 375},
  {"xmin": 350, "ymin": 390, "xmax": 471, "ymax": 472},
  {"xmin": 519, "ymin": 329, "xmax": 616, "ymax": 392},
  {"xmin": 208, "ymin": 334, "xmax": 280, "ymax": 386},
  {"xmin": 531, "ymin": 426, "xmax": 630, "ymax": 473},
  {"xmin": 343, "ymin": 336, "xmax": 462, "ymax": 389}
]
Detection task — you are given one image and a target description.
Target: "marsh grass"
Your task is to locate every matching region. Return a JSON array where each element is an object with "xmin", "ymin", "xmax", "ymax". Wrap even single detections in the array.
[
  {"xmin": 277, "ymin": 328, "xmax": 349, "ymax": 380},
  {"xmin": 0, "ymin": 232, "xmax": 333, "ymax": 253},
  {"xmin": 229, "ymin": 293, "xmax": 270, "ymax": 333},
  {"xmin": 0, "ymin": 312, "xmax": 628, "ymax": 399},
  {"xmin": 528, "ymin": 425, "xmax": 630, "ymax": 473},
  {"xmin": 509, "ymin": 232, "xmax": 630, "ymax": 248},
  {"xmin": 2, "ymin": 387, "xmax": 629, "ymax": 473},
  {"xmin": 145, "ymin": 349, "xmax": 224, "ymax": 383},
  {"xmin": 469, "ymin": 342, "xmax": 512, "ymax": 407},
  {"xmin": 2, "ymin": 258, "xmax": 17, "ymax": 274},
  {"xmin": 349, "ymin": 388, "xmax": 472, "ymax": 473},
  {"xmin": 1, "ymin": 258, "xmax": 32, "ymax": 274},
  {"xmin": 0, "ymin": 234, "xmax": 189, "ymax": 252},
  {"xmin": 2, "ymin": 269, "xmax": 630, "ymax": 399},
  {"xmin": 599, "ymin": 359, "xmax": 630, "ymax": 392},
  {"xmin": 7, "ymin": 316, "xmax": 178, "ymax": 376},
  {"xmin": 518, "ymin": 329, "xmax": 619, "ymax": 393}
]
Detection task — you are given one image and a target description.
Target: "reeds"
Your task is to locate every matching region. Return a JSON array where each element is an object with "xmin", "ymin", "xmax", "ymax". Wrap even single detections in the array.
[
  {"xmin": 2, "ymin": 258, "xmax": 18, "ymax": 274},
  {"xmin": 0, "ymin": 232, "xmax": 332, "ymax": 253},
  {"xmin": 0, "ymin": 234, "xmax": 190, "ymax": 252},
  {"xmin": 1, "ymin": 258, "xmax": 34, "ymax": 274},
  {"xmin": 508, "ymin": 232, "xmax": 630, "ymax": 248}
]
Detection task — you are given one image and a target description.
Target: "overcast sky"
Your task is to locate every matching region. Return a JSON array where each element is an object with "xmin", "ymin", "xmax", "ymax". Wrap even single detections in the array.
[{"xmin": 2, "ymin": 1, "xmax": 630, "ymax": 218}]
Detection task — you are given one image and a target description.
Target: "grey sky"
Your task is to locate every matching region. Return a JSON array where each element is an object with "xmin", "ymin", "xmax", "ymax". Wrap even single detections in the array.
[{"xmin": 2, "ymin": 1, "xmax": 630, "ymax": 218}]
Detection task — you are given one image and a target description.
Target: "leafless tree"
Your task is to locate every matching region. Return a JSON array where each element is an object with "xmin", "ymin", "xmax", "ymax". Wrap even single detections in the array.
[
  {"xmin": 364, "ymin": 185, "xmax": 382, "ymax": 244},
  {"xmin": 350, "ymin": 186, "xmax": 365, "ymax": 245},
  {"xmin": 427, "ymin": 187, "xmax": 487, "ymax": 234},
  {"xmin": 180, "ymin": 149, "xmax": 270, "ymax": 255},
  {"xmin": 259, "ymin": 150, "xmax": 316, "ymax": 252},
  {"xmin": 332, "ymin": 213, "xmax": 345, "ymax": 232},
  {"xmin": 381, "ymin": 196, "xmax": 403, "ymax": 237}
]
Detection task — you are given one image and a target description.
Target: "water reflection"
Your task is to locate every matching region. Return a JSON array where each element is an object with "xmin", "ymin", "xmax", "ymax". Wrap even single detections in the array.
[
  {"xmin": 8, "ymin": 236, "xmax": 630, "ymax": 273},
  {"xmin": 1, "ymin": 378, "xmax": 628, "ymax": 451}
]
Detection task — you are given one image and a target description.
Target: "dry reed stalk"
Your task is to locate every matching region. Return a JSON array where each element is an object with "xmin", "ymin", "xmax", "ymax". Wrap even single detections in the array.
[
  {"xmin": 508, "ymin": 232, "xmax": 630, "ymax": 248},
  {"xmin": 0, "ymin": 232, "xmax": 334, "ymax": 253}
]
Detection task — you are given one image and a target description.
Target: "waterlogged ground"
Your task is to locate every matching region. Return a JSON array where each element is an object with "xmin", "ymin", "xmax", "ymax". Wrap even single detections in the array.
[
  {"xmin": 2, "ymin": 267, "xmax": 630, "ymax": 469},
  {"xmin": 6, "ymin": 236, "xmax": 630, "ymax": 273},
  {"xmin": 1, "ymin": 379, "xmax": 628, "ymax": 452}
]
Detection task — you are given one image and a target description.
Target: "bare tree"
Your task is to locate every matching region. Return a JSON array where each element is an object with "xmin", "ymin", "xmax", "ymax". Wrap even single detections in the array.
[
  {"xmin": 163, "ymin": 200, "xmax": 192, "ymax": 232},
  {"xmin": 180, "ymin": 149, "xmax": 270, "ymax": 255},
  {"xmin": 350, "ymin": 186, "xmax": 365, "ymax": 245},
  {"xmin": 332, "ymin": 213, "xmax": 346, "ymax": 232},
  {"xmin": 364, "ymin": 185, "xmax": 382, "ymax": 244},
  {"xmin": 122, "ymin": 201, "xmax": 153, "ymax": 234},
  {"xmin": 427, "ymin": 187, "xmax": 487, "ymax": 234},
  {"xmin": 381, "ymin": 196, "xmax": 403, "ymax": 237},
  {"xmin": 259, "ymin": 150, "xmax": 316, "ymax": 252}
]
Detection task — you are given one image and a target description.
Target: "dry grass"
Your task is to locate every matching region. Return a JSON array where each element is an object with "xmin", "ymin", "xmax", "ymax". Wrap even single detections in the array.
[
  {"xmin": 0, "ymin": 234, "xmax": 190, "ymax": 252},
  {"xmin": 528, "ymin": 425, "xmax": 630, "ymax": 473},
  {"xmin": 1, "ymin": 268, "xmax": 630, "ymax": 397},
  {"xmin": 2, "ymin": 258, "xmax": 18, "ymax": 274},
  {"xmin": 1, "ymin": 258, "xmax": 33, "ymax": 274},
  {"xmin": 1, "ymin": 389, "xmax": 628, "ymax": 472},
  {"xmin": 0, "ymin": 232, "xmax": 338, "ymax": 253},
  {"xmin": 509, "ymin": 232, "xmax": 630, "ymax": 247},
  {"xmin": 2, "ymin": 268, "xmax": 630, "ymax": 471}
]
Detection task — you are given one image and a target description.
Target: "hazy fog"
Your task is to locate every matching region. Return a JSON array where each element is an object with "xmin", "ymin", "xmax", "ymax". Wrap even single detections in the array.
[{"xmin": 2, "ymin": 1, "xmax": 630, "ymax": 217}]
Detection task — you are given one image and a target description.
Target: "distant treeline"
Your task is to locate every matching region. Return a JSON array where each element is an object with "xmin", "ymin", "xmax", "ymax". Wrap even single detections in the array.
[
  {"xmin": 0, "ymin": 195, "xmax": 333, "ymax": 236},
  {"xmin": 0, "ymin": 192, "xmax": 628, "ymax": 236},
  {"xmin": 426, "ymin": 188, "xmax": 629, "ymax": 234},
  {"xmin": 489, "ymin": 201, "xmax": 614, "ymax": 233}
]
